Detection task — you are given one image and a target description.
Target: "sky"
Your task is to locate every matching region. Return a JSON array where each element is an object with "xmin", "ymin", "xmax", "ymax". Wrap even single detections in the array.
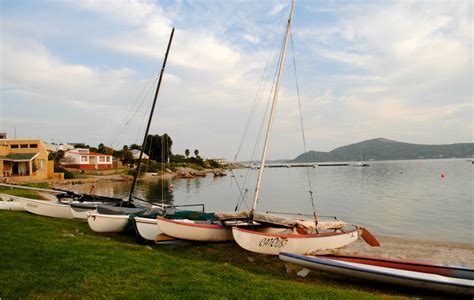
[{"xmin": 1, "ymin": 0, "xmax": 472, "ymax": 161}]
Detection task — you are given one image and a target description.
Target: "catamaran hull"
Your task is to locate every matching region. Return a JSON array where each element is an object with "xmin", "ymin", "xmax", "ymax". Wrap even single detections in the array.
[
  {"xmin": 232, "ymin": 227, "xmax": 358, "ymax": 255},
  {"xmin": 87, "ymin": 212, "xmax": 129, "ymax": 233},
  {"xmin": 279, "ymin": 253, "xmax": 474, "ymax": 295},
  {"xmin": 134, "ymin": 217, "xmax": 163, "ymax": 241},
  {"xmin": 71, "ymin": 207, "xmax": 94, "ymax": 219},
  {"xmin": 0, "ymin": 194, "xmax": 26, "ymax": 211},
  {"xmin": 157, "ymin": 217, "xmax": 233, "ymax": 242},
  {"xmin": 16, "ymin": 197, "xmax": 73, "ymax": 219}
]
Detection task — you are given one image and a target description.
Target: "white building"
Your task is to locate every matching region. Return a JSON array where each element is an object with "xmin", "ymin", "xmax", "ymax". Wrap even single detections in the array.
[
  {"xmin": 131, "ymin": 149, "xmax": 149, "ymax": 160},
  {"xmin": 62, "ymin": 148, "xmax": 113, "ymax": 170}
]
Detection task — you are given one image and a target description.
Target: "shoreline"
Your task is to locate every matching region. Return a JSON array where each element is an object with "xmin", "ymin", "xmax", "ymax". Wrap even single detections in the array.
[{"xmin": 329, "ymin": 235, "xmax": 474, "ymax": 268}]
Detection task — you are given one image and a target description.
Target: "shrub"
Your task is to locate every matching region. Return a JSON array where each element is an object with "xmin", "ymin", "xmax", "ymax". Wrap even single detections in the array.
[{"xmin": 207, "ymin": 159, "xmax": 222, "ymax": 168}]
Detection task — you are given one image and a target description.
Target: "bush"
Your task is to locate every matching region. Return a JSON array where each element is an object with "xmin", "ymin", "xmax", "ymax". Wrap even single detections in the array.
[
  {"xmin": 207, "ymin": 160, "xmax": 222, "ymax": 168},
  {"xmin": 170, "ymin": 154, "xmax": 186, "ymax": 164},
  {"xmin": 54, "ymin": 166, "xmax": 75, "ymax": 179}
]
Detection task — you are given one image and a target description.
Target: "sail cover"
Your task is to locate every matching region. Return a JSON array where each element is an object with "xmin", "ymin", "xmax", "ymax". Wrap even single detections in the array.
[{"xmin": 215, "ymin": 211, "xmax": 347, "ymax": 230}]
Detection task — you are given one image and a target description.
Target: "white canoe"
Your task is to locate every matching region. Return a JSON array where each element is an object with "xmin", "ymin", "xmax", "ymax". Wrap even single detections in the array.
[
  {"xmin": 232, "ymin": 227, "xmax": 358, "ymax": 255},
  {"xmin": 134, "ymin": 217, "xmax": 163, "ymax": 241},
  {"xmin": 16, "ymin": 197, "xmax": 73, "ymax": 219},
  {"xmin": 0, "ymin": 194, "xmax": 26, "ymax": 211},
  {"xmin": 279, "ymin": 252, "xmax": 474, "ymax": 295},
  {"xmin": 87, "ymin": 211, "xmax": 129, "ymax": 233},
  {"xmin": 156, "ymin": 216, "xmax": 233, "ymax": 242}
]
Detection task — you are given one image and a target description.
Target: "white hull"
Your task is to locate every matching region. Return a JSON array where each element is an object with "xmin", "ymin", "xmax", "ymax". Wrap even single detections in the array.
[
  {"xmin": 157, "ymin": 217, "xmax": 233, "ymax": 242},
  {"xmin": 0, "ymin": 194, "xmax": 26, "ymax": 211},
  {"xmin": 232, "ymin": 227, "xmax": 358, "ymax": 255},
  {"xmin": 71, "ymin": 207, "xmax": 94, "ymax": 220},
  {"xmin": 87, "ymin": 212, "xmax": 129, "ymax": 233},
  {"xmin": 16, "ymin": 197, "xmax": 73, "ymax": 219},
  {"xmin": 279, "ymin": 253, "xmax": 474, "ymax": 295},
  {"xmin": 134, "ymin": 217, "xmax": 163, "ymax": 241}
]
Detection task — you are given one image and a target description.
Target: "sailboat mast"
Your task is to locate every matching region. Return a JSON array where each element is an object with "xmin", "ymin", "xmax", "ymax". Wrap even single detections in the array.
[
  {"xmin": 128, "ymin": 28, "xmax": 175, "ymax": 202},
  {"xmin": 251, "ymin": 0, "xmax": 296, "ymax": 216}
]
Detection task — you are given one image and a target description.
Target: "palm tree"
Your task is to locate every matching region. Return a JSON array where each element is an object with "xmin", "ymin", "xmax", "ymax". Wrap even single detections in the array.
[
  {"xmin": 194, "ymin": 149, "xmax": 199, "ymax": 158},
  {"xmin": 185, "ymin": 149, "xmax": 190, "ymax": 159}
]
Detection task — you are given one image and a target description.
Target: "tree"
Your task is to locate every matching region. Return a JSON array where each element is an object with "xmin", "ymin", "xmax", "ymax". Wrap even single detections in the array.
[
  {"xmin": 122, "ymin": 145, "xmax": 134, "ymax": 165},
  {"xmin": 54, "ymin": 150, "xmax": 65, "ymax": 166},
  {"xmin": 130, "ymin": 144, "xmax": 141, "ymax": 150},
  {"xmin": 97, "ymin": 143, "xmax": 114, "ymax": 155},
  {"xmin": 144, "ymin": 133, "xmax": 173, "ymax": 163},
  {"xmin": 185, "ymin": 149, "xmax": 190, "ymax": 159},
  {"xmin": 194, "ymin": 149, "xmax": 199, "ymax": 158}
]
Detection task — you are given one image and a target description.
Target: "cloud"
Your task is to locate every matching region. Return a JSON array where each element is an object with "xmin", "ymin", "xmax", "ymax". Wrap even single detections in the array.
[
  {"xmin": 268, "ymin": 2, "xmax": 287, "ymax": 17},
  {"xmin": 1, "ymin": 0, "xmax": 471, "ymax": 160}
]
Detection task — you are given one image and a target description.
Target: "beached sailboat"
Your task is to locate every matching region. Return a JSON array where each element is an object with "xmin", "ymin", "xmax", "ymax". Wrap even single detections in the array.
[
  {"xmin": 279, "ymin": 252, "xmax": 474, "ymax": 294},
  {"xmin": 217, "ymin": 0, "xmax": 379, "ymax": 255},
  {"xmin": 156, "ymin": 209, "xmax": 233, "ymax": 242},
  {"xmin": 0, "ymin": 193, "xmax": 26, "ymax": 211},
  {"xmin": 156, "ymin": 1, "xmax": 378, "ymax": 247},
  {"xmin": 87, "ymin": 29, "xmax": 176, "ymax": 234},
  {"xmin": 0, "ymin": 184, "xmax": 75, "ymax": 218}
]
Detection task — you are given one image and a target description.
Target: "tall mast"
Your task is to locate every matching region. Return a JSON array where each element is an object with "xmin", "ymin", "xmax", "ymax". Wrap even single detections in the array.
[
  {"xmin": 251, "ymin": 0, "xmax": 296, "ymax": 217},
  {"xmin": 128, "ymin": 28, "xmax": 175, "ymax": 202}
]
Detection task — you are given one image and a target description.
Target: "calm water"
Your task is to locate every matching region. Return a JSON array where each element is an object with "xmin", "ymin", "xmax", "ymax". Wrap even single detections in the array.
[{"xmin": 84, "ymin": 159, "xmax": 473, "ymax": 244}]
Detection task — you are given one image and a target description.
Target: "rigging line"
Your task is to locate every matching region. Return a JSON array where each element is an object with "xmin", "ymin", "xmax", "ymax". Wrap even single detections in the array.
[
  {"xmin": 108, "ymin": 66, "xmax": 160, "ymax": 147},
  {"xmin": 143, "ymin": 135, "xmax": 153, "ymax": 175},
  {"xmin": 233, "ymin": 2, "xmax": 288, "ymax": 163},
  {"xmin": 290, "ymin": 31, "xmax": 318, "ymax": 223},
  {"xmin": 229, "ymin": 169, "xmax": 250, "ymax": 211},
  {"xmin": 235, "ymin": 16, "xmax": 291, "ymax": 211},
  {"xmin": 233, "ymin": 7, "xmax": 289, "ymax": 211},
  {"xmin": 110, "ymin": 80, "xmax": 156, "ymax": 148},
  {"xmin": 235, "ymin": 42, "xmax": 283, "ymax": 212},
  {"xmin": 135, "ymin": 96, "xmax": 153, "ymax": 145},
  {"xmin": 161, "ymin": 135, "xmax": 166, "ymax": 205},
  {"xmin": 175, "ymin": 178, "xmax": 221, "ymax": 206}
]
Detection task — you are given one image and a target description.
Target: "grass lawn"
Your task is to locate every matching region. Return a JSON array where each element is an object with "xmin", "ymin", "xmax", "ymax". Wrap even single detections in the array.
[
  {"xmin": 0, "ymin": 184, "xmax": 50, "ymax": 200},
  {"xmin": 0, "ymin": 211, "xmax": 448, "ymax": 299}
]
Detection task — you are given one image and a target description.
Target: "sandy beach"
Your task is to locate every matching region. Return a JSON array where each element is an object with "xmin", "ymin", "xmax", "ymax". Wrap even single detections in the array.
[{"xmin": 329, "ymin": 234, "xmax": 474, "ymax": 268}]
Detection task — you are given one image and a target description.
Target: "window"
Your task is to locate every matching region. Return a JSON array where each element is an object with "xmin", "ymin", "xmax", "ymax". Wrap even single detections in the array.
[
  {"xmin": 99, "ymin": 157, "xmax": 105, "ymax": 162},
  {"xmin": 10, "ymin": 144, "xmax": 19, "ymax": 149},
  {"xmin": 20, "ymin": 144, "xmax": 28, "ymax": 148},
  {"xmin": 81, "ymin": 156, "xmax": 88, "ymax": 162},
  {"xmin": 39, "ymin": 159, "xmax": 45, "ymax": 170},
  {"xmin": 106, "ymin": 157, "xmax": 111, "ymax": 162},
  {"xmin": 29, "ymin": 144, "xmax": 38, "ymax": 148}
]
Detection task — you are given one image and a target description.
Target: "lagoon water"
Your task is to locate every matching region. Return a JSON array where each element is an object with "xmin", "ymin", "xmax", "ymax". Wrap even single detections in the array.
[{"xmin": 87, "ymin": 159, "xmax": 473, "ymax": 244}]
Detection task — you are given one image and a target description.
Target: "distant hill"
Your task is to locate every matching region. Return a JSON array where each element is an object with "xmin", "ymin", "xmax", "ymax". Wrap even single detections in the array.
[{"xmin": 292, "ymin": 138, "xmax": 474, "ymax": 163}]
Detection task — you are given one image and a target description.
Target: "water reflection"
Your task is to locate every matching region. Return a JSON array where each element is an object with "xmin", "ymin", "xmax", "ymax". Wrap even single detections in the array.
[{"xmin": 138, "ymin": 180, "xmax": 174, "ymax": 205}]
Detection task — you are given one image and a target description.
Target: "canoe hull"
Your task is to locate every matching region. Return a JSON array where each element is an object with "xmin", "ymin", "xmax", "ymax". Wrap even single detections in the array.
[
  {"xmin": 232, "ymin": 227, "xmax": 358, "ymax": 255},
  {"xmin": 279, "ymin": 252, "xmax": 474, "ymax": 295},
  {"xmin": 134, "ymin": 217, "xmax": 163, "ymax": 241},
  {"xmin": 87, "ymin": 212, "xmax": 129, "ymax": 233},
  {"xmin": 157, "ymin": 217, "xmax": 233, "ymax": 242},
  {"xmin": 16, "ymin": 197, "xmax": 73, "ymax": 219}
]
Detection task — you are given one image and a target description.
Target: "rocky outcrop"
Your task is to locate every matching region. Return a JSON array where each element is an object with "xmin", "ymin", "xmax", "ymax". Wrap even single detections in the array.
[
  {"xmin": 175, "ymin": 167, "xmax": 207, "ymax": 178},
  {"xmin": 212, "ymin": 169, "xmax": 227, "ymax": 177}
]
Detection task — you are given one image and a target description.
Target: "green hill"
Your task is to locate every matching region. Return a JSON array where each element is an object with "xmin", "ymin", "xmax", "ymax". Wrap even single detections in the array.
[{"xmin": 292, "ymin": 138, "xmax": 474, "ymax": 162}]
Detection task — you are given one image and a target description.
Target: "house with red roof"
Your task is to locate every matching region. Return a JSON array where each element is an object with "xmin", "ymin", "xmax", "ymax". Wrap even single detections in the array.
[{"xmin": 62, "ymin": 148, "xmax": 113, "ymax": 170}]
